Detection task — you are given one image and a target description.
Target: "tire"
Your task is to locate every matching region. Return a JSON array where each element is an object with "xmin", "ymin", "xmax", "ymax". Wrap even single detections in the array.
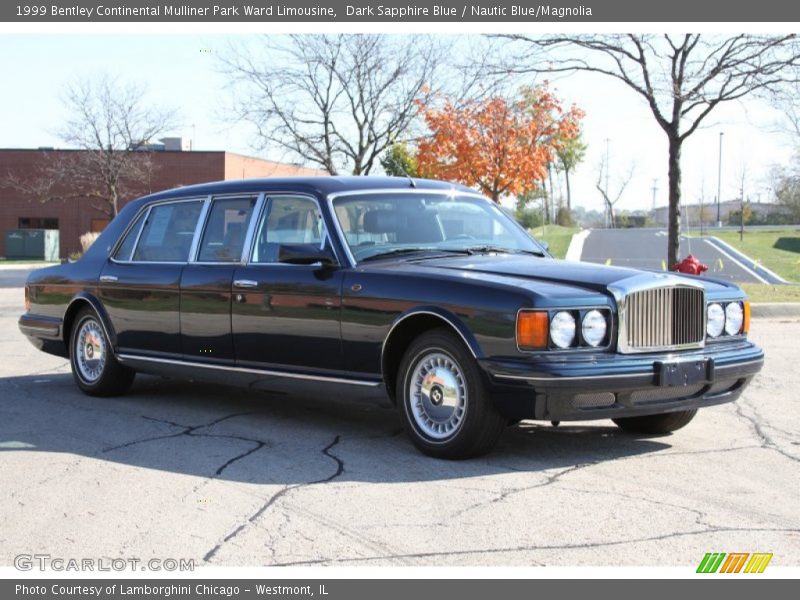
[
  {"xmin": 396, "ymin": 328, "xmax": 506, "ymax": 459},
  {"xmin": 69, "ymin": 307, "xmax": 135, "ymax": 397},
  {"xmin": 612, "ymin": 409, "xmax": 697, "ymax": 434}
]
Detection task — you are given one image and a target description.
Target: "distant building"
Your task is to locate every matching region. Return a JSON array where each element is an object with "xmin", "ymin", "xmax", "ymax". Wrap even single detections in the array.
[
  {"xmin": 0, "ymin": 142, "xmax": 325, "ymax": 257},
  {"xmin": 651, "ymin": 199, "xmax": 791, "ymax": 227}
]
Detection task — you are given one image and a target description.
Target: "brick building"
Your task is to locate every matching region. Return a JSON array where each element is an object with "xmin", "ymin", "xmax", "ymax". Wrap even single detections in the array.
[{"xmin": 0, "ymin": 146, "xmax": 324, "ymax": 258}]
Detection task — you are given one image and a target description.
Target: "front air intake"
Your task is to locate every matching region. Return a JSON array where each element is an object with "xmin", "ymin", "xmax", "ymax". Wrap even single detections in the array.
[{"xmin": 619, "ymin": 286, "xmax": 705, "ymax": 353}]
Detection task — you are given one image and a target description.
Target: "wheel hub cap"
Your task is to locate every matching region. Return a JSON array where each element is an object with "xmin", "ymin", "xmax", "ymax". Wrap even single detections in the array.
[
  {"xmin": 76, "ymin": 320, "xmax": 106, "ymax": 383},
  {"xmin": 409, "ymin": 351, "xmax": 467, "ymax": 440}
]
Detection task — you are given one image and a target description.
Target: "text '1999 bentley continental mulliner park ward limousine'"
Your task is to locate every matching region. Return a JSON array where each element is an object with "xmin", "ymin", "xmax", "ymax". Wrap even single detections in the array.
[{"xmin": 19, "ymin": 177, "xmax": 764, "ymax": 458}]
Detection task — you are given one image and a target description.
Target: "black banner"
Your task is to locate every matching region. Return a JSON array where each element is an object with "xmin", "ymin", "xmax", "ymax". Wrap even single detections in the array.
[
  {"xmin": 2, "ymin": 0, "xmax": 800, "ymax": 22},
  {"xmin": 4, "ymin": 579, "xmax": 798, "ymax": 600}
]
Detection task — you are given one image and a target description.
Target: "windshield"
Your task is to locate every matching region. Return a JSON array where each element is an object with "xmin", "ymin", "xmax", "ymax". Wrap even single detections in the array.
[{"xmin": 332, "ymin": 192, "xmax": 546, "ymax": 263}]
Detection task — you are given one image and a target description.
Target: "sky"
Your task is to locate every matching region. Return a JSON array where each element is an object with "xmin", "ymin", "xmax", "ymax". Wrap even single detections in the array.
[{"xmin": 1, "ymin": 33, "xmax": 796, "ymax": 216}]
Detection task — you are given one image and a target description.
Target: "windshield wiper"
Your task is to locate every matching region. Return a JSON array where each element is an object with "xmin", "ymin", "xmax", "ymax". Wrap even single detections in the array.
[
  {"xmin": 456, "ymin": 245, "xmax": 546, "ymax": 257},
  {"xmin": 361, "ymin": 248, "xmax": 437, "ymax": 262},
  {"xmin": 361, "ymin": 247, "xmax": 474, "ymax": 263}
]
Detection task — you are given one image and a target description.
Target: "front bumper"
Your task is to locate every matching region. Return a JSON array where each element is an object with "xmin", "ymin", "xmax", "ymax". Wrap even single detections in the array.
[{"xmin": 481, "ymin": 340, "xmax": 764, "ymax": 421}]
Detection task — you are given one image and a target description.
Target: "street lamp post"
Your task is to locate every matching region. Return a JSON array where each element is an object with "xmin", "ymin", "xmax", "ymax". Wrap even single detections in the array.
[
  {"xmin": 604, "ymin": 138, "xmax": 610, "ymax": 228},
  {"xmin": 716, "ymin": 132, "xmax": 724, "ymax": 227}
]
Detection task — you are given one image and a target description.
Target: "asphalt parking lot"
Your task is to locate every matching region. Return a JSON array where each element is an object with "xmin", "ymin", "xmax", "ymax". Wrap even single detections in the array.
[
  {"xmin": 580, "ymin": 229, "xmax": 772, "ymax": 284},
  {"xmin": 1, "ymin": 287, "xmax": 798, "ymax": 568}
]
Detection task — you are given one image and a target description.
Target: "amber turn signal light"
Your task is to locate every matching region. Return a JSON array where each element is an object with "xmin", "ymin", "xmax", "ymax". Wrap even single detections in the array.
[
  {"xmin": 743, "ymin": 300, "xmax": 750, "ymax": 334},
  {"xmin": 517, "ymin": 310, "xmax": 549, "ymax": 350},
  {"xmin": 24, "ymin": 286, "xmax": 30, "ymax": 313}
]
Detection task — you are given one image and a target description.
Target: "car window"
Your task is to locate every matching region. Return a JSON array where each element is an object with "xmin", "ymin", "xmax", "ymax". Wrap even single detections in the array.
[
  {"xmin": 252, "ymin": 196, "xmax": 325, "ymax": 264},
  {"xmin": 332, "ymin": 193, "xmax": 543, "ymax": 262},
  {"xmin": 113, "ymin": 210, "xmax": 147, "ymax": 261},
  {"xmin": 197, "ymin": 196, "xmax": 258, "ymax": 263},
  {"xmin": 132, "ymin": 201, "xmax": 203, "ymax": 262}
]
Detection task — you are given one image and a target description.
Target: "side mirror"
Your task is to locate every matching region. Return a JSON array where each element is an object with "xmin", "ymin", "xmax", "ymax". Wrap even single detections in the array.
[
  {"xmin": 539, "ymin": 241, "xmax": 550, "ymax": 253},
  {"xmin": 277, "ymin": 244, "xmax": 337, "ymax": 267}
]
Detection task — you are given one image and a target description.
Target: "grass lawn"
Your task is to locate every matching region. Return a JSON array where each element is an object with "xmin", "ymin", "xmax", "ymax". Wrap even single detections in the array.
[
  {"xmin": 693, "ymin": 228, "xmax": 800, "ymax": 283},
  {"xmin": 529, "ymin": 225, "xmax": 580, "ymax": 259},
  {"xmin": 741, "ymin": 283, "xmax": 800, "ymax": 303}
]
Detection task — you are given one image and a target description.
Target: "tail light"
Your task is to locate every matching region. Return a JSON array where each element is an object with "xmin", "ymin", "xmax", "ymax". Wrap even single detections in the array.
[{"xmin": 24, "ymin": 286, "xmax": 30, "ymax": 312}]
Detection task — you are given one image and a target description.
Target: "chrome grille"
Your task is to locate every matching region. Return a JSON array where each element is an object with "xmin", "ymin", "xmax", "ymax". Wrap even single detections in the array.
[{"xmin": 621, "ymin": 286, "xmax": 705, "ymax": 353}]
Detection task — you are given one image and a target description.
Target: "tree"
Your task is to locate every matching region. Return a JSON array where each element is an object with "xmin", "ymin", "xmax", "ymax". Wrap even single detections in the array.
[
  {"xmin": 498, "ymin": 34, "xmax": 800, "ymax": 265},
  {"xmin": 595, "ymin": 157, "xmax": 634, "ymax": 228},
  {"xmin": 771, "ymin": 154, "xmax": 800, "ymax": 223},
  {"xmin": 554, "ymin": 130, "xmax": 587, "ymax": 210},
  {"xmin": 380, "ymin": 142, "xmax": 419, "ymax": 177},
  {"xmin": 6, "ymin": 75, "xmax": 177, "ymax": 218},
  {"xmin": 221, "ymin": 34, "xmax": 441, "ymax": 175},
  {"xmin": 415, "ymin": 84, "xmax": 583, "ymax": 202}
]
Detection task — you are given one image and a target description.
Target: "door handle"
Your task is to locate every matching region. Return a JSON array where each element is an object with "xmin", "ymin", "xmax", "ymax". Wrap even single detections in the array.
[
  {"xmin": 99, "ymin": 275, "xmax": 118, "ymax": 283},
  {"xmin": 233, "ymin": 279, "xmax": 259, "ymax": 289}
]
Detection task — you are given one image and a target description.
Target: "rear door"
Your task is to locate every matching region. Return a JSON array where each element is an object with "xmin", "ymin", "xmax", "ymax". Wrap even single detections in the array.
[
  {"xmin": 179, "ymin": 194, "xmax": 260, "ymax": 364},
  {"xmin": 99, "ymin": 199, "xmax": 204, "ymax": 357}
]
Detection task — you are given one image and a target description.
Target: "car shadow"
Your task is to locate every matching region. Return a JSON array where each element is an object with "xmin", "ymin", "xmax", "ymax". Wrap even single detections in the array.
[{"xmin": 0, "ymin": 372, "xmax": 673, "ymax": 485}]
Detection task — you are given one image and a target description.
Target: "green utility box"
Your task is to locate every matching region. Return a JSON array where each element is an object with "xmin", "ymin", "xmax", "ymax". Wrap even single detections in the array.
[{"xmin": 4, "ymin": 229, "xmax": 60, "ymax": 261}]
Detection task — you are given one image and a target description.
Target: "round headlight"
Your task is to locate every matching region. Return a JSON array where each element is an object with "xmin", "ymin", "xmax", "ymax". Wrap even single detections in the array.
[
  {"xmin": 725, "ymin": 302, "xmax": 744, "ymax": 335},
  {"xmin": 707, "ymin": 303, "xmax": 725, "ymax": 338},
  {"xmin": 581, "ymin": 310, "xmax": 607, "ymax": 347},
  {"xmin": 550, "ymin": 311, "xmax": 576, "ymax": 349}
]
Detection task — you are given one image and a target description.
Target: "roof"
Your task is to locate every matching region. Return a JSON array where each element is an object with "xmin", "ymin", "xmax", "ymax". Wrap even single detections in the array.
[{"xmin": 134, "ymin": 176, "xmax": 477, "ymax": 204}]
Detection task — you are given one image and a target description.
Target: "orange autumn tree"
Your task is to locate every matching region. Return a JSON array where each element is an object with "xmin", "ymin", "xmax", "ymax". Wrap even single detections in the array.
[{"xmin": 416, "ymin": 85, "xmax": 584, "ymax": 202}]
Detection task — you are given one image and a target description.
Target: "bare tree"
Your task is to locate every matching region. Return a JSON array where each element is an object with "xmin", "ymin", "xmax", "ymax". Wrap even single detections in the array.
[
  {"xmin": 220, "ymin": 34, "xmax": 443, "ymax": 175},
  {"xmin": 6, "ymin": 75, "xmax": 177, "ymax": 218},
  {"xmin": 769, "ymin": 80, "xmax": 800, "ymax": 140},
  {"xmin": 595, "ymin": 157, "xmax": 633, "ymax": 229},
  {"xmin": 497, "ymin": 34, "xmax": 800, "ymax": 265}
]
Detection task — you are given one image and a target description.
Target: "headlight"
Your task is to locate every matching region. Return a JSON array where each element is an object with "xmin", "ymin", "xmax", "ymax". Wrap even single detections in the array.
[
  {"xmin": 581, "ymin": 310, "xmax": 607, "ymax": 347},
  {"xmin": 550, "ymin": 311, "xmax": 576, "ymax": 349},
  {"xmin": 725, "ymin": 302, "xmax": 744, "ymax": 335},
  {"xmin": 706, "ymin": 303, "xmax": 725, "ymax": 338}
]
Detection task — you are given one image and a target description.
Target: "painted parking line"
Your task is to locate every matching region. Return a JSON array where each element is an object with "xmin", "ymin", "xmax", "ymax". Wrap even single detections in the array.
[{"xmin": 703, "ymin": 238, "xmax": 769, "ymax": 284}]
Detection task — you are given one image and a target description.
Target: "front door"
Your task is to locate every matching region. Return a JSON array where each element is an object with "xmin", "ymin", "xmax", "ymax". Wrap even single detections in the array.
[{"xmin": 231, "ymin": 195, "xmax": 344, "ymax": 373}]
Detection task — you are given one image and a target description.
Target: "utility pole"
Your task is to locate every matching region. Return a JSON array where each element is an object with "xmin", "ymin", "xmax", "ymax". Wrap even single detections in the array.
[
  {"xmin": 651, "ymin": 178, "xmax": 658, "ymax": 222},
  {"xmin": 716, "ymin": 132, "xmax": 724, "ymax": 227},
  {"xmin": 740, "ymin": 172, "xmax": 746, "ymax": 242},
  {"xmin": 604, "ymin": 138, "xmax": 610, "ymax": 228}
]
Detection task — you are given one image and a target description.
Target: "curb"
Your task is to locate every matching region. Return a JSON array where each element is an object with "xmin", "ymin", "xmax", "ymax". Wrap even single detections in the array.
[
  {"xmin": 565, "ymin": 228, "xmax": 590, "ymax": 261},
  {"xmin": 751, "ymin": 303, "xmax": 800, "ymax": 319}
]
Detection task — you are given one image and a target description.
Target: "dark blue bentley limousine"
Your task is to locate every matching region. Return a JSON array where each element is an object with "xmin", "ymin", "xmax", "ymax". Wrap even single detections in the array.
[{"xmin": 19, "ymin": 176, "xmax": 764, "ymax": 458}]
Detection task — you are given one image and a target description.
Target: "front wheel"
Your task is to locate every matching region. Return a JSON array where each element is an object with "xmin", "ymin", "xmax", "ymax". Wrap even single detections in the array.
[
  {"xmin": 69, "ymin": 307, "xmax": 135, "ymax": 397},
  {"xmin": 397, "ymin": 329, "xmax": 506, "ymax": 459},
  {"xmin": 612, "ymin": 409, "xmax": 697, "ymax": 434}
]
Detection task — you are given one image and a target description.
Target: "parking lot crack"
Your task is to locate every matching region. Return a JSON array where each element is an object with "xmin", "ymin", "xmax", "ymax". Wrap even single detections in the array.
[
  {"xmin": 202, "ymin": 435, "xmax": 344, "ymax": 564},
  {"xmin": 448, "ymin": 461, "xmax": 597, "ymax": 521},
  {"xmin": 732, "ymin": 401, "xmax": 800, "ymax": 464},
  {"xmin": 271, "ymin": 525, "xmax": 800, "ymax": 566}
]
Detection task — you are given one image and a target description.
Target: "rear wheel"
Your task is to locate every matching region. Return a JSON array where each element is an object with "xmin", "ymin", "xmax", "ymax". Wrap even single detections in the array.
[
  {"xmin": 397, "ymin": 329, "xmax": 506, "ymax": 459},
  {"xmin": 69, "ymin": 307, "xmax": 135, "ymax": 396},
  {"xmin": 612, "ymin": 409, "xmax": 697, "ymax": 434}
]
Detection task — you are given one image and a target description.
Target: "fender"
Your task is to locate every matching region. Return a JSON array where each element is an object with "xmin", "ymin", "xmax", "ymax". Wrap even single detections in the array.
[
  {"xmin": 381, "ymin": 305, "xmax": 482, "ymax": 367},
  {"xmin": 63, "ymin": 292, "xmax": 119, "ymax": 351}
]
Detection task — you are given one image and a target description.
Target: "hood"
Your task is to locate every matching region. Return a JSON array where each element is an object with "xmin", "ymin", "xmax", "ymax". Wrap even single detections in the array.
[
  {"xmin": 399, "ymin": 255, "xmax": 737, "ymax": 296},
  {"xmin": 417, "ymin": 255, "xmax": 643, "ymax": 293}
]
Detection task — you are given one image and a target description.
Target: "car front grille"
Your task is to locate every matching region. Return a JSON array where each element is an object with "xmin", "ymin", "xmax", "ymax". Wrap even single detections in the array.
[{"xmin": 620, "ymin": 286, "xmax": 705, "ymax": 353}]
